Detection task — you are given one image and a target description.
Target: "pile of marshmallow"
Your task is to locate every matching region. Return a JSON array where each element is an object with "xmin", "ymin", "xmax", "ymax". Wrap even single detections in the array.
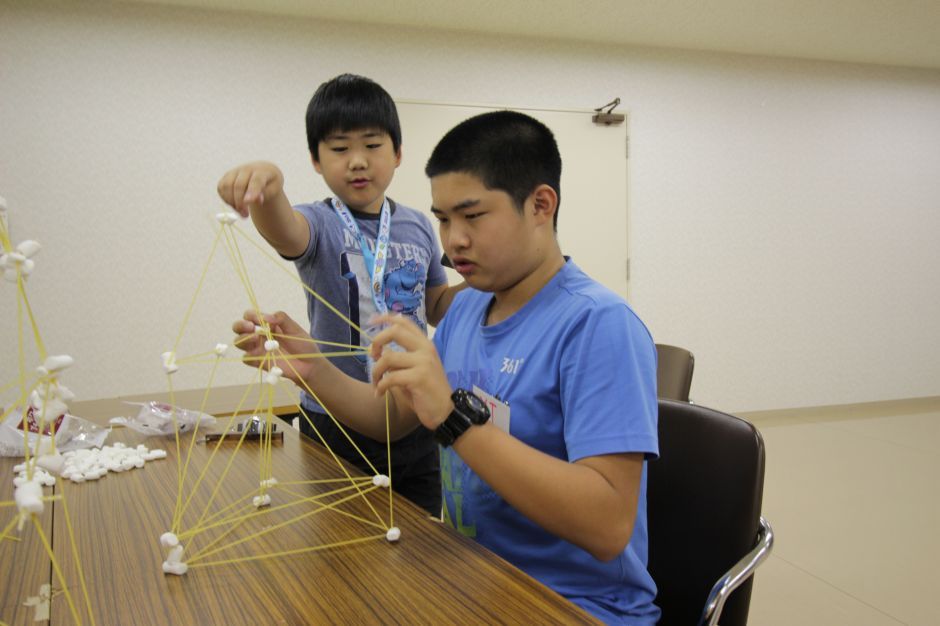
[{"xmin": 13, "ymin": 442, "xmax": 167, "ymax": 486}]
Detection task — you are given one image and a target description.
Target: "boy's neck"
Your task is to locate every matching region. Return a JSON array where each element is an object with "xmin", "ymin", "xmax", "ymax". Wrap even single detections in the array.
[
  {"xmin": 341, "ymin": 195, "xmax": 386, "ymax": 216},
  {"xmin": 487, "ymin": 249, "xmax": 566, "ymax": 325}
]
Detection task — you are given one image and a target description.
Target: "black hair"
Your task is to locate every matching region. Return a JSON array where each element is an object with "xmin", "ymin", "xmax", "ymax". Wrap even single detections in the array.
[
  {"xmin": 425, "ymin": 110, "xmax": 562, "ymax": 229},
  {"xmin": 305, "ymin": 74, "xmax": 402, "ymax": 161}
]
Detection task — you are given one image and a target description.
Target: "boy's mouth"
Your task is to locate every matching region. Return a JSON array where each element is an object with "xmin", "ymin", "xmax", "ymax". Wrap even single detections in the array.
[
  {"xmin": 349, "ymin": 177, "xmax": 370, "ymax": 189},
  {"xmin": 451, "ymin": 256, "xmax": 476, "ymax": 275}
]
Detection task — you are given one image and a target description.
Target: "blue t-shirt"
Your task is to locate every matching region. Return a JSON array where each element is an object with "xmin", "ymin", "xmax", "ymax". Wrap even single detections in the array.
[{"xmin": 434, "ymin": 260, "xmax": 660, "ymax": 625}]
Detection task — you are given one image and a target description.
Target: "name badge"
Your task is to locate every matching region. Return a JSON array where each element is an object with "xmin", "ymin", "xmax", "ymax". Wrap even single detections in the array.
[{"xmin": 472, "ymin": 385, "xmax": 510, "ymax": 434}]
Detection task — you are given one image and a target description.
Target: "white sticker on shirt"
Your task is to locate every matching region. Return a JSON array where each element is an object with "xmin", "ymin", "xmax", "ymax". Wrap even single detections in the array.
[{"xmin": 473, "ymin": 385, "xmax": 510, "ymax": 434}]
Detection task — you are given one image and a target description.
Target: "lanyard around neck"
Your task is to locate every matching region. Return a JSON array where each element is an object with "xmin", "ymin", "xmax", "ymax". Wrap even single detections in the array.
[{"xmin": 331, "ymin": 197, "xmax": 392, "ymax": 314}]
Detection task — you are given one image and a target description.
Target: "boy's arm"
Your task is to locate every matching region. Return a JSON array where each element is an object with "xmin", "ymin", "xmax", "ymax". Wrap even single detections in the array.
[
  {"xmin": 217, "ymin": 162, "xmax": 310, "ymax": 258},
  {"xmin": 232, "ymin": 311, "xmax": 420, "ymax": 441},
  {"xmin": 425, "ymin": 282, "xmax": 468, "ymax": 327},
  {"xmin": 369, "ymin": 315, "xmax": 642, "ymax": 561}
]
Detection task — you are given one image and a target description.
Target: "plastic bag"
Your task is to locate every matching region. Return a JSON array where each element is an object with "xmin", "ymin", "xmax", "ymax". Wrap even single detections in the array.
[
  {"xmin": 0, "ymin": 406, "xmax": 110, "ymax": 457},
  {"xmin": 114, "ymin": 401, "xmax": 217, "ymax": 437}
]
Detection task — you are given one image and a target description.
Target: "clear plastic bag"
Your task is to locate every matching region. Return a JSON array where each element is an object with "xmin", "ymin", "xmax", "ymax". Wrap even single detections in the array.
[
  {"xmin": 114, "ymin": 401, "xmax": 217, "ymax": 437},
  {"xmin": 0, "ymin": 406, "xmax": 110, "ymax": 457}
]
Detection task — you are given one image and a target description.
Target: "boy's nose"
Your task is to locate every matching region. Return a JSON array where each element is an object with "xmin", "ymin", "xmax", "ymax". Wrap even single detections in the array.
[
  {"xmin": 349, "ymin": 152, "xmax": 367, "ymax": 170},
  {"xmin": 445, "ymin": 226, "xmax": 470, "ymax": 251}
]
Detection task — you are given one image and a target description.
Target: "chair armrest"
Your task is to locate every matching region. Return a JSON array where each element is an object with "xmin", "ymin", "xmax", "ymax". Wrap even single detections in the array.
[{"xmin": 700, "ymin": 516, "xmax": 774, "ymax": 626}]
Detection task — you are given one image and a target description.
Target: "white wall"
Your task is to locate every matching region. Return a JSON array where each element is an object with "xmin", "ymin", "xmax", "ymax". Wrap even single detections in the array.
[{"xmin": 2, "ymin": 0, "xmax": 938, "ymax": 413}]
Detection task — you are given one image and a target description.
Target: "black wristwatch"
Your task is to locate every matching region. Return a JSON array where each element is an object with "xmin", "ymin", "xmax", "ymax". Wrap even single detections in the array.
[{"xmin": 433, "ymin": 389, "xmax": 491, "ymax": 447}]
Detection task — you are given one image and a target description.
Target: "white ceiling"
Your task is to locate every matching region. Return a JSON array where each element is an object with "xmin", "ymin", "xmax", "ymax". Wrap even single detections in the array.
[{"xmin": 124, "ymin": 0, "xmax": 940, "ymax": 70}]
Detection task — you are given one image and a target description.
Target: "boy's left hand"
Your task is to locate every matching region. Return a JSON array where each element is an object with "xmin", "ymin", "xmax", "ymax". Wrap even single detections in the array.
[{"xmin": 368, "ymin": 315, "xmax": 453, "ymax": 431}]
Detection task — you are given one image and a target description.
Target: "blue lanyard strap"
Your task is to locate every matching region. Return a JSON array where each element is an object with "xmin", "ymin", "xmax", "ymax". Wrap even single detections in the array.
[{"xmin": 331, "ymin": 197, "xmax": 392, "ymax": 314}]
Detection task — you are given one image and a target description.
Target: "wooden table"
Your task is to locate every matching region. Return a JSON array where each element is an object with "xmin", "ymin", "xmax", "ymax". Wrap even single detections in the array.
[{"xmin": 2, "ymin": 401, "xmax": 597, "ymax": 624}]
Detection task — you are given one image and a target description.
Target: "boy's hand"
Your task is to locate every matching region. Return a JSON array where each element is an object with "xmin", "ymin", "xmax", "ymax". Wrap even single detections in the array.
[
  {"xmin": 368, "ymin": 314, "xmax": 454, "ymax": 431},
  {"xmin": 217, "ymin": 162, "xmax": 285, "ymax": 218},
  {"xmin": 232, "ymin": 310, "xmax": 318, "ymax": 384}
]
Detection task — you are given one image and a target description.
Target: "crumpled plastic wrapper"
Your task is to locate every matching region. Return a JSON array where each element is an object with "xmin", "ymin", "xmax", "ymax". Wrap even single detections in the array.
[
  {"xmin": 110, "ymin": 401, "xmax": 217, "ymax": 437},
  {"xmin": 0, "ymin": 406, "xmax": 110, "ymax": 457}
]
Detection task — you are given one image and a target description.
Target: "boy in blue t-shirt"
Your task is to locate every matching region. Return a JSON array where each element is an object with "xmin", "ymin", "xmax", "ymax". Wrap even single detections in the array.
[
  {"xmin": 233, "ymin": 111, "xmax": 660, "ymax": 624},
  {"xmin": 217, "ymin": 74, "xmax": 464, "ymax": 516}
]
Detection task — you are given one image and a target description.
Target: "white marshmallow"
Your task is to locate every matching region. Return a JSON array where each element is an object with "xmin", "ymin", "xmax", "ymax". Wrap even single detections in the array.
[
  {"xmin": 264, "ymin": 339, "xmax": 279, "ymax": 352},
  {"xmin": 162, "ymin": 561, "xmax": 188, "ymax": 576},
  {"xmin": 386, "ymin": 527, "xmax": 401, "ymax": 542},
  {"xmin": 263, "ymin": 367, "xmax": 282, "ymax": 386},
  {"xmin": 372, "ymin": 474, "xmax": 391, "ymax": 488},
  {"xmin": 16, "ymin": 240, "xmax": 41, "ymax": 258},
  {"xmin": 35, "ymin": 453, "xmax": 65, "ymax": 475},
  {"xmin": 42, "ymin": 354, "xmax": 73, "ymax": 372},
  {"xmin": 214, "ymin": 343, "xmax": 228, "ymax": 356},
  {"xmin": 161, "ymin": 351, "xmax": 179, "ymax": 374},
  {"xmin": 252, "ymin": 494, "xmax": 271, "ymax": 508},
  {"xmin": 15, "ymin": 480, "xmax": 44, "ymax": 516},
  {"xmin": 160, "ymin": 532, "xmax": 180, "ymax": 547},
  {"xmin": 260, "ymin": 477, "xmax": 278, "ymax": 489},
  {"xmin": 166, "ymin": 545, "xmax": 184, "ymax": 563},
  {"xmin": 215, "ymin": 212, "xmax": 238, "ymax": 225}
]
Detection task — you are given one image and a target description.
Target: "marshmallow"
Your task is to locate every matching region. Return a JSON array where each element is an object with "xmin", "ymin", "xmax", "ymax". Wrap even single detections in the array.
[
  {"xmin": 162, "ymin": 561, "xmax": 188, "ymax": 576},
  {"xmin": 42, "ymin": 354, "xmax": 74, "ymax": 373},
  {"xmin": 215, "ymin": 212, "xmax": 238, "ymax": 225},
  {"xmin": 372, "ymin": 474, "xmax": 391, "ymax": 489},
  {"xmin": 161, "ymin": 351, "xmax": 179, "ymax": 374},
  {"xmin": 15, "ymin": 480, "xmax": 44, "ymax": 516},
  {"xmin": 260, "ymin": 477, "xmax": 278, "ymax": 489},
  {"xmin": 1, "ymin": 239, "xmax": 40, "ymax": 282},
  {"xmin": 35, "ymin": 453, "xmax": 65, "ymax": 475},
  {"xmin": 162, "ymin": 544, "xmax": 188, "ymax": 575},
  {"xmin": 386, "ymin": 527, "xmax": 401, "ymax": 542},
  {"xmin": 263, "ymin": 366, "xmax": 282, "ymax": 386},
  {"xmin": 264, "ymin": 339, "xmax": 279, "ymax": 352},
  {"xmin": 214, "ymin": 343, "xmax": 228, "ymax": 356},
  {"xmin": 252, "ymin": 494, "xmax": 271, "ymax": 508},
  {"xmin": 16, "ymin": 240, "xmax": 41, "ymax": 258},
  {"xmin": 160, "ymin": 532, "xmax": 180, "ymax": 547}
]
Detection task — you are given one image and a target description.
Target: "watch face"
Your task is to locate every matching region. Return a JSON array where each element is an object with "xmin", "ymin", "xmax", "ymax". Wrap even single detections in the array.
[{"xmin": 465, "ymin": 393, "xmax": 487, "ymax": 414}]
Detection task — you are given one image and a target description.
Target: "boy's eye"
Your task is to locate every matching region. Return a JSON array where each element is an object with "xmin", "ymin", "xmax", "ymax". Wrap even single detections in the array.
[
  {"xmin": 330, "ymin": 146, "xmax": 348, "ymax": 153},
  {"xmin": 465, "ymin": 212, "xmax": 484, "ymax": 220},
  {"xmin": 367, "ymin": 143, "xmax": 383, "ymax": 149}
]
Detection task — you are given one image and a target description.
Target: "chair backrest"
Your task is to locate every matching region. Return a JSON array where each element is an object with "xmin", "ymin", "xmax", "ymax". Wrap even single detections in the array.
[
  {"xmin": 655, "ymin": 344, "xmax": 695, "ymax": 402},
  {"xmin": 647, "ymin": 400, "xmax": 766, "ymax": 626}
]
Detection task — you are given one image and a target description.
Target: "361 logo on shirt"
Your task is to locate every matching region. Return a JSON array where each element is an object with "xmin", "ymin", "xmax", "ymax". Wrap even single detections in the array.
[{"xmin": 499, "ymin": 357, "xmax": 525, "ymax": 375}]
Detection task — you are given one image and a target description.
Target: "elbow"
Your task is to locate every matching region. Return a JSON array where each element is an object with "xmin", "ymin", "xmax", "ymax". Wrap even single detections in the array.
[{"xmin": 588, "ymin": 521, "xmax": 634, "ymax": 562}]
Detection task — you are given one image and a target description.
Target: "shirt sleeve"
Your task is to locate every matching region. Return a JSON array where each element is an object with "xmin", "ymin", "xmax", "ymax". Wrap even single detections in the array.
[
  {"xmin": 560, "ymin": 302, "xmax": 659, "ymax": 462},
  {"xmin": 287, "ymin": 203, "xmax": 320, "ymax": 263}
]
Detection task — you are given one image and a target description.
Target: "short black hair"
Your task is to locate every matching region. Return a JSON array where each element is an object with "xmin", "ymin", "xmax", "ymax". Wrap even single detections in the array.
[
  {"xmin": 425, "ymin": 110, "xmax": 562, "ymax": 229},
  {"xmin": 305, "ymin": 74, "xmax": 402, "ymax": 161}
]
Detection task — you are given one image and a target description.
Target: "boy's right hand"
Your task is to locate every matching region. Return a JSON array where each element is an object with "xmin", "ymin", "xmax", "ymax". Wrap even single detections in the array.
[
  {"xmin": 232, "ymin": 310, "xmax": 319, "ymax": 385},
  {"xmin": 217, "ymin": 162, "xmax": 285, "ymax": 218}
]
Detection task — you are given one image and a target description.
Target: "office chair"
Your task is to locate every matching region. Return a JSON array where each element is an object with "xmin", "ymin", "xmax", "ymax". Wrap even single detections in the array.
[
  {"xmin": 655, "ymin": 344, "xmax": 695, "ymax": 402},
  {"xmin": 647, "ymin": 399, "xmax": 774, "ymax": 626}
]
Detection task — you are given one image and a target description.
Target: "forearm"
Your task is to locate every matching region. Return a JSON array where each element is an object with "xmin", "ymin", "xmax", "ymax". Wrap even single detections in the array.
[
  {"xmin": 251, "ymin": 192, "xmax": 309, "ymax": 258},
  {"xmin": 298, "ymin": 355, "xmax": 419, "ymax": 441},
  {"xmin": 426, "ymin": 282, "xmax": 468, "ymax": 326},
  {"xmin": 453, "ymin": 424, "xmax": 640, "ymax": 561}
]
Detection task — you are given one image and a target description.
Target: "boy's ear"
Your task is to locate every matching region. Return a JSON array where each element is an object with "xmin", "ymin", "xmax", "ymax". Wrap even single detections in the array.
[
  {"xmin": 310, "ymin": 152, "xmax": 323, "ymax": 174},
  {"xmin": 394, "ymin": 145, "xmax": 402, "ymax": 168},
  {"xmin": 530, "ymin": 184, "xmax": 558, "ymax": 226}
]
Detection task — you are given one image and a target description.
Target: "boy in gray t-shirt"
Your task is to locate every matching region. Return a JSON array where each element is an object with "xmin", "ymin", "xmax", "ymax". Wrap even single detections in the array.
[{"xmin": 217, "ymin": 74, "xmax": 463, "ymax": 515}]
